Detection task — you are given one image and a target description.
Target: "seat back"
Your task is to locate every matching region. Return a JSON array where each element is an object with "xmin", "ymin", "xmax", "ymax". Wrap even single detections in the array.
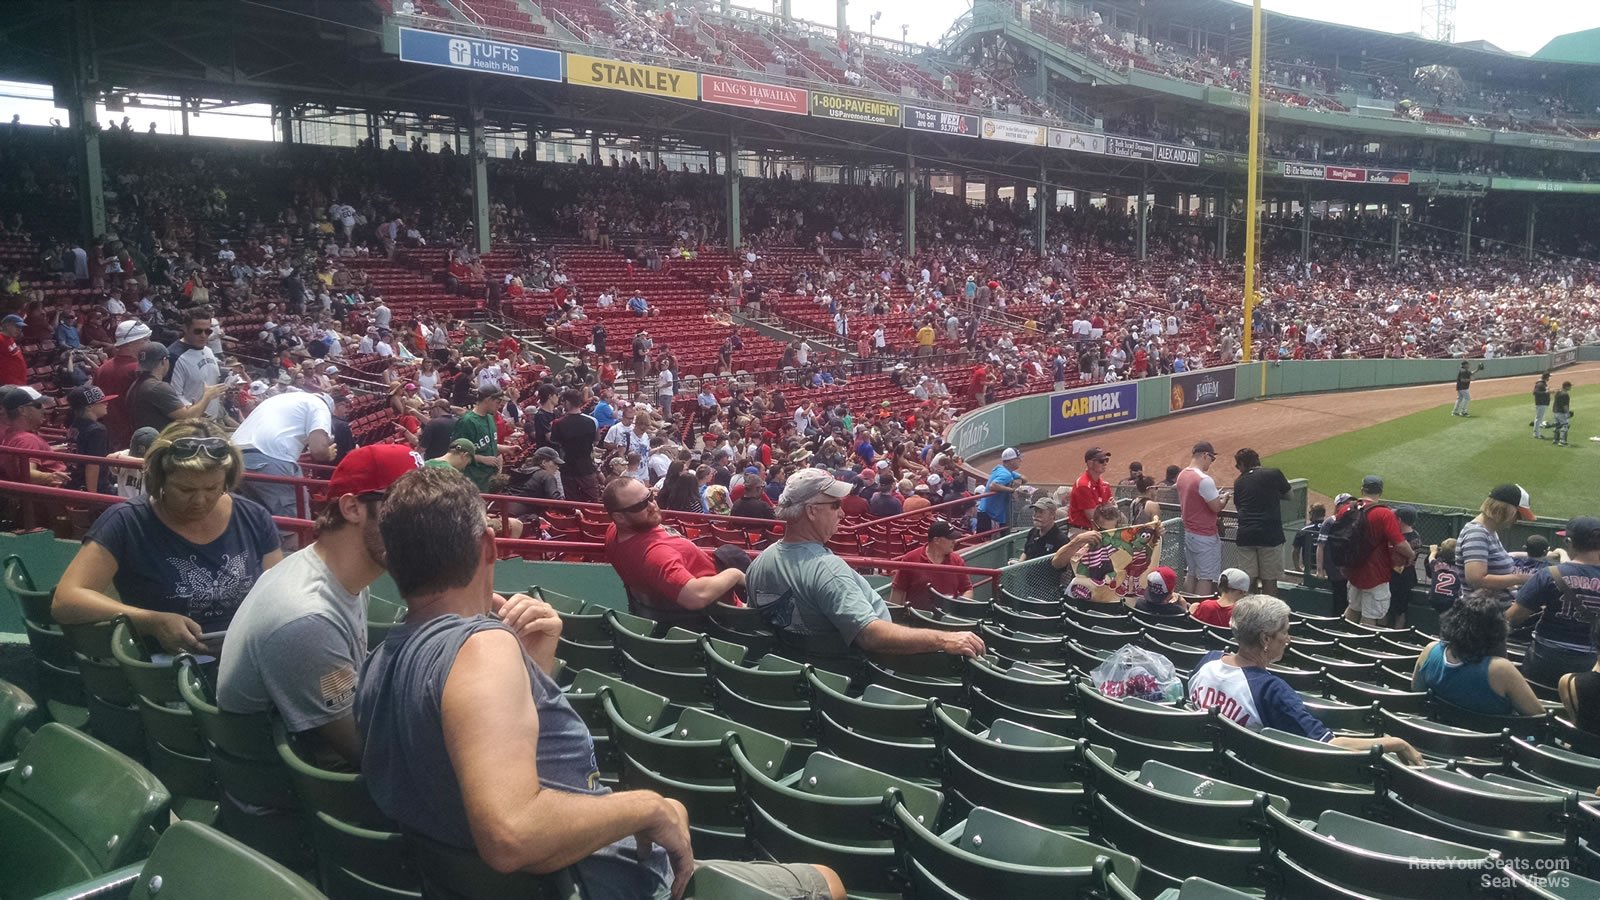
[
  {"xmin": 125, "ymin": 820, "xmax": 324, "ymax": 900},
  {"xmin": 734, "ymin": 743, "xmax": 943, "ymax": 845},
  {"xmin": 964, "ymin": 658, "xmax": 1075, "ymax": 712},
  {"xmin": 1085, "ymin": 748, "xmax": 1286, "ymax": 843},
  {"xmin": 402, "ymin": 829, "xmax": 578, "ymax": 900},
  {"xmin": 0, "ymin": 722, "xmax": 171, "ymax": 897},
  {"xmin": 1429, "ymin": 692, "xmax": 1552, "ymax": 741},
  {"xmin": 1263, "ymin": 804, "xmax": 1495, "ymax": 898},
  {"xmin": 1379, "ymin": 755, "xmax": 1579, "ymax": 853},
  {"xmin": 1376, "ymin": 709, "xmax": 1506, "ymax": 768},
  {"xmin": 1508, "ymin": 736, "xmax": 1600, "ymax": 793},
  {"xmin": 3, "ymin": 553, "xmax": 54, "ymax": 624},
  {"xmin": 0, "ymin": 677, "xmax": 38, "ymax": 758}
]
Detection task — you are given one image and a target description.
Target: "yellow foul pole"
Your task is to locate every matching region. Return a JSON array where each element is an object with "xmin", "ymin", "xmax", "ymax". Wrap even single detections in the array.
[{"xmin": 1241, "ymin": 0, "xmax": 1263, "ymax": 364}]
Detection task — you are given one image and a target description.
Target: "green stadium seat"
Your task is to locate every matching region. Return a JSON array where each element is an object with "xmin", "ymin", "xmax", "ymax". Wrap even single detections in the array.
[
  {"xmin": 1297, "ymin": 692, "xmax": 1379, "ymax": 734},
  {"xmin": 178, "ymin": 656, "xmax": 311, "ymax": 871},
  {"xmin": 934, "ymin": 710, "xmax": 1089, "ymax": 829},
  {"xmin": 36, "ymin": 819, "xmax": 325, "ymax": 900},
  {"xmin": 705, "ymin": 601, "xmax": 776, "ymax": 658},
  {"xmin": 1094, "ymin": 858, "xmax": 1255, "ymax": 900},
  {"xmin": 1264, "ymin": 804, "xmax": 1495, "ymax": 898},
  {"xmin": 563, "ymin": 669, "xmax": 670, "ymax": 784},
  {"xmin": 366, "ymin": 595, "xmax": 406, "ymax": 652},
  {"xmin": 807, "ymin": 672, "xmax": 964, "ymax": 782},
  {"xmin": 1064, "ymin": 640, "xmax": 1111, "ymax": 677},
  {"xmin": 1212, "ymin": 714, "xmax": 1383, "ymax": 816},
  {"xmin": 965, "ymin": 680, "xmax": 1076, "ymax": 738},
  {"xmin": 0, "ymin": 677, "xmax": 38, "ymax": 759},
  {"xmin": 733, "ymin": 741, "xmax": 943, "ymax": 894},
  {"xmin": 1261, "ymin": 663, "xmax": 1323, "ymax": 692},
  {"xmin": 61, "ymin": 617, "xmax": 146, "ymax": 760},
  {"xmin": 1376, "ymin": 709, "xmax": 1507, "ymax": 773},
  {"xmin": 932, "ymin": 590, "xmax": 990, "ymax": 620},
  {"xmin": 402, "ymin": 827, "xmax": 580, "ymax": 900},
  {"xmin": 1084, "ymin": 749, "xmax": 1283, "ymax": 891},
  {"xmin": 1324, "ymin": 672, "xmax": 1429, "ymax": 715},
  {"xmin": 1429, "ymin": 692, "xmax": 1553, "ymax": 741},
  {"xmin": 111, "ymin": 621, "xmax": 220, "ymax": 822},
  {"xmin": 978, "ymin": 623, "xmax": 1068, "ymax": 665},
  {"xmin": 1076, "ymin": 682, "xmax": 1213, "ymax": 770},
  {"xmin": 0, "ymin": 722, "xmax": 171, "ymax": 897},
  {"xmin": 1137, "ymin": 634, "xmax": 1210, "ymax": 674},
  {"xmin": 1508, "ymin": 736, "xmax": 1600, "ymax": 793},
  {"xmin": 996, "ymin": 588, "xmax": 1060, "ymax": 616},
  {"xmin": 1551, "ymin": 717, "xmax": 1600, "ymax": 759},
  {"xmin": 905, "ymin": 605, "xmax": 983, "ymax": 633},
  {"xmin": 989, "ymin": 603, "xmax": 1065, "ymax": 635},
  {"xmin": 553, "ymin": 603, "xmax": 618, "ymax": 675},
  {"xmin": 963, "ymin": 657, "xmax": 1074, "ymax": 712},
  {"xmin": 888, "ymin": 801, "xmax": 1140, "ymax": 898},
  {"xmin": 1061, "ymin": 618, "xmax": 1142, "ymax": 652},
  {"xmin": 1497, "ymin": 865, "xmax": 1600, "ymax": 899},
  {"xmin": 1379, "ymin": 755, "xmax": 1580, "ymax": 867},
  {"xmin": 862, "ymin": 654, "xmax": 967, "ymax": 705}
]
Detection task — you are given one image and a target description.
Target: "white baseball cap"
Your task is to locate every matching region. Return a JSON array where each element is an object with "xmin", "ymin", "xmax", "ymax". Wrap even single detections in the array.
[
  {"xmin": 1218, "ymin": 568, "xmax": 1250, "ymax": 593},
  {"xmin": 114, "ymin": 320, "xmax": 153, "ymax": 346},
  {"xmin": 1000, "ymin": 448, "xmax": 1022, "ymax": 462},
  {"xmin": 777, "ymin": 468, "xmax": 854, "ymax": 508}
]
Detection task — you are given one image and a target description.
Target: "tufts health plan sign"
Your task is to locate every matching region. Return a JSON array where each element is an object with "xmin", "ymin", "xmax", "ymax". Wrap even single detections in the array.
[{"xmin": 398, "ymin": 27, "xmax": 563, "ymax": 82}]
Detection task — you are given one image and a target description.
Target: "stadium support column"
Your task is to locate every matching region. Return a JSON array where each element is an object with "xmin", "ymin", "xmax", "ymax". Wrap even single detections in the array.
[
  {"xmin": 1525, "ymin": 202, "xmax": 1537, "ymax": 262},
  {"xmin": 1391, "ymin": 211, "xmax": 1401, "ymax": 265},
  {"xmin": 904, "ymin": 154, "xmax": 917, "ymax": 257},
  {"xmin": 779, "ymin": 0, "xmax": 791, "ymax": 19},
  {"xmin": 278, "ymin": 105, "xmax": 294, "ymax": 144},
  {"xmin": 66, "ymin": 4, "xmax": 105, "ymax": 242},
  {"xmin": 467, "ymin": 94, "xmax": 490, "ymax": 256},
  {"xmin": 1037, "ymin": 162, "xmax": 1048, "ymax": 257},
  {"xmin": 1462, "ymin": 198, "xmax": 1473, "ymax": 260},
  {"xmin": 1136, "ymin": 182, "xmax": 1148, "ymax": 262},
  {"xmin": 727, "ymin": 134, "xmax": 742, "ymax": 251},
  {"xmin": 836, "ymin": 0, "xmax": 847, "ymax": 34},
  {"xmin": 1301, "ymin": 186, "xmax": 1312, "ymax": 261},
  {"xmin": 1216, "ymin": 190, "xmax": 1229, "ymax": 258}
]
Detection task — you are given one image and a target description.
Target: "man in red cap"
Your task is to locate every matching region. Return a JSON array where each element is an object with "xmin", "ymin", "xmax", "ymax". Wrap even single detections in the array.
[{"xmin": 217, "ymin": 443, "xmax": 422, "ymax": 767}]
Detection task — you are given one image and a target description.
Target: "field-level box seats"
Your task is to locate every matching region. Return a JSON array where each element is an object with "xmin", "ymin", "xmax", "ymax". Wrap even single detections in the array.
[
  {"xmin": 1263, "ymin": 804, "xmax": 1500, "ymax": 898},
  {"xmin": 110, "ymin": 621, "xmax": 221, "ymax": 823},
  {"xmin": 1076, "ymin": 681, "xmax": 1213, "ymax": 771},
  {"xmin": 562, "ymin": 669, "xmax": 672, "ymax": 787},
  {"xmin": 933, "ymin": 704, "xmax": 1091, "ymax": 830},
  {"xmin": 706, "ymin": 646, "xmax": 849, "ymax": 748},
  {"xmin": 1212, "ymin": 713, "xmax": 1384, "ymax": 817},
  {"xmin": 4, "ymin": 553, "xmax": 89, "ymax": 728},
  {"xmin": 961, "ymin": 656, "xmax": 1077, "ymax": 738},
  {"xmin": 0, "ymin": 722, "xmax": 171, "ymax": 897},
  {"xmin": 33, "ymin": 819, "xmax": 324, "ymax": 900},
  {"xmin": 733, "ymin": 741, "xmax": 944, "ymax": 896},
  {"xmin": 806, "ymin": 670, "xmax": 966, "ymax": 785}
]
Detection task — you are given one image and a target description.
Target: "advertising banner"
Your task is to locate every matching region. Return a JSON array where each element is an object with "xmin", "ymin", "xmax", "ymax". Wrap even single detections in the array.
[
  {"xmin": 1048, "ymin": 383, "xmax": 1138, "ymax": 438},
  {"xmin": 950, "ymin": 403, "xmax": 1005, "ymax": 461},
  {"xmin": 1283, "ymin": 163, "xmax": 1326, "ymax": 180},
  {"xmin": 699, "ymin": 75, "xmax": 807, "ymax": 114},
  {"xmin": 1105, "ymin": 135, "xmax": 1157, "ymax": 161},
  {"xmin": 1553, "ymin": 348, "xmax": 1578, "ymax": 369},
  {"xmin": 809, "ymin": 91, "xmax": 900, "ymax": 127},
  {"xmin": 1155, "ymin": 144, "xmax": 1200, "ymax": 166},
  {"xmin": 904, "ymin": 106, "xmax": 979, "ymax": 137},
  {"xmin": 1323, "ymin": 166, "xmax": 1367, "ymax": 183},
  {"xmin": 1368, "ymin": 169, "xmax": 1411, "ymax": 185},
  {"xmin": 567, "ymin": 54, "xmax": 697, "ymax": 99},
  {"xmin": 1204, "ymin": 150, "xmax": 1248, "ymax": 171},
  {"xmin": 397, "ymin": 27, "xmax": 563, "ymax": 81},
  {"xmin": 1170, "ymin": 368, "xmax": 1237, "ymax": 413},
  {"xmin": 981, "ymin": 117, "xmax": 1045, "ymax": 145},
  {"xmin": 1048, "ymin": 128, "xmax": 1106, "ymax": 155}
]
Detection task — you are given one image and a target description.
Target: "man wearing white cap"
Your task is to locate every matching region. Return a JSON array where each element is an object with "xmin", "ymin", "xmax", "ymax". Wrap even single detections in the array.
[
  {"xmin": 976, "ymin": 448, "xmax": 1027, "ymax": 534},
  {"xmin": 96, "ymin": 319, "xmax": 154, "ymax": 447},
  {"xmin": 747, "ymin": 468, "xmax": 985, "ymax": 662}
]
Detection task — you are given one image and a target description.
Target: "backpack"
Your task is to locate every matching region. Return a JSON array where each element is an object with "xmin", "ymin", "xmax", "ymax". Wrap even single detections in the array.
[{"xmin": 1325, "ymin": 500, "xmax": 1382, "ymax": 571}]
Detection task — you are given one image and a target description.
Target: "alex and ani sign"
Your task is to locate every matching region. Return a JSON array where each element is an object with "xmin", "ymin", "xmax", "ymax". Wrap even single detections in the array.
[
  {"xmin": 1048, "ymin": 383, "xmax": 1137, "ymax": 437},
  {"xmin": 567, "ymin": 54, "xmax": 697, "ymax": 99}
]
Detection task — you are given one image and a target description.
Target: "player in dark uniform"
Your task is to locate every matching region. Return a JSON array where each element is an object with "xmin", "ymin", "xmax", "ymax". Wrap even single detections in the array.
[
  {"xmin": 1552, "ymin": 381, "xmax": 1573, "ymax": 447},
  {"xmin": 1452, "ymin": 361, "xmax": 1474, "ymax": 416},
  {"xmin": 1532, "ymin": 375, "xmax": 1551, "ymax": 439}
]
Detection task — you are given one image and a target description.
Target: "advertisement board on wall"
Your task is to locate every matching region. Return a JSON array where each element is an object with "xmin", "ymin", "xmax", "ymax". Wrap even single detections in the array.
[
  {"xmin": 981, "ymin": 117, "xmax": 1046, "ymax": 145},
  {"xmin": 568, "ymin": 54, "xmax": 697, "ymax": 98},
  {"xmin": 905, "ymin": 106, "xmax": 979, "ymax": 137},
  {"xmin": 1048, "ymin": 128, "xmax": 1106, "ymax": 155},
  {"xmin": 950, "ymin": 403, "xmax": 1005, "ymax": 461},
  {"xmin": 1553, "ymin": 348, "xmax": 1578, "ymax": 369},
  {"xmin": 809, "ymin": 92, "xmax": 901, "ymax": 126},
  {"xmin": 1048, "ymin": 383, "xmax": 1138, "ymax": 438},
  {"xmin": 699, "ymin": 75, "xmax": 807, "ymax": 114},
  {"xmin": 1170, "ymin": 368, "xmax": 1237, "ymax": 413},
  {"xmin": 1283, "ymin": 163, "xmax": 1326, "ymax": 180},
  {"xmin": 397, "ymin": 27, "xmax": 563, "ymax": 81}
]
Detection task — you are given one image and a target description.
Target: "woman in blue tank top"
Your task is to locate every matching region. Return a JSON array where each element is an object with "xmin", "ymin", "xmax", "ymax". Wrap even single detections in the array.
[{"xmin": 1412, "ymin": 591, "xmax": 1545, "ymax": 717}]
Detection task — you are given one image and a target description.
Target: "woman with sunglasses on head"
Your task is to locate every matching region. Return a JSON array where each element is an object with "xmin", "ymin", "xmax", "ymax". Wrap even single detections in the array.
[{"xmin": 53, "ymin": 421, "xmax": 283, "ymax": 654}]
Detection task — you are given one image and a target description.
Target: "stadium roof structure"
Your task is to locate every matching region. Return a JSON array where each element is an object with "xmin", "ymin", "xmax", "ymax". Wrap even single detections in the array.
[{"xmin": 1534, "ymin": 27, "xmax": 1600, "ymax": 66}]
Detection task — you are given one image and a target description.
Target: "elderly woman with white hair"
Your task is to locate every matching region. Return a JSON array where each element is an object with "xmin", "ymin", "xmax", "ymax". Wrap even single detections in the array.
[{"xmin": 1188, "ymin": 594, "xmax": 1423, "ymax": 764}]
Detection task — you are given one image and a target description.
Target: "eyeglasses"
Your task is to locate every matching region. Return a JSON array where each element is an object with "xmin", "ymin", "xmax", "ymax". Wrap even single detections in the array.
[
  {"xmin": 191, "ymin": 328, "xmax": 214, "ymax": 336},
  {"xmin": 810, "ymin": 499, "xmax": 842, "ymax": 510},
  {"xmin": 167, "ymin": 436, "xmax": 231, "ymax": 461},
  {"xmin": 607, "ymin": 491, "xmax": 657, "ymax": 515}
]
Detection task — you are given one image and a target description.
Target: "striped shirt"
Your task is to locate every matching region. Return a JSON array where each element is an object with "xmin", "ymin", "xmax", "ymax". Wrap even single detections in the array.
[{"xmin": 1457, "ymin": 521, "xmax": 1515, "ymax": 601}]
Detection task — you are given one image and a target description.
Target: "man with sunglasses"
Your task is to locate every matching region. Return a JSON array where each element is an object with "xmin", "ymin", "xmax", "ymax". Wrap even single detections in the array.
[
  {"xmin": 1066, "ymin": 447, "xmax": 1115, "ymax": 536},
  {"xmin": 168, "ymin": 308, "xmax": 224, "ymax": 420},
  {"xmin": 219, "ymin": 443, "xmax": 420, "ymax": 767},
  {"xmin": 1177, "ymin": 440, "xmax": 1232, "ymax": 595},
  {"xmin": 747, "ymin": 468, "xmax": 986, "ymax": 661},
  {"xmin": 603, "ymin": 476, "xmax": 744, "ymax": 628}
]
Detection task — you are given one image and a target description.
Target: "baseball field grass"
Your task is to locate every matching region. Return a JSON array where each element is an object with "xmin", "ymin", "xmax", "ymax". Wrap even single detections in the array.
[{"xmin": 1264, "ymin": 384, "xmax": 1600, "ymax": 521}]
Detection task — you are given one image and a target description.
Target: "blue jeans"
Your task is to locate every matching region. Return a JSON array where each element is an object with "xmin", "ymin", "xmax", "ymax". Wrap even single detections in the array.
[{"xmin": 239, "ymin": 449, "xmax": 305, "ymax": 550}]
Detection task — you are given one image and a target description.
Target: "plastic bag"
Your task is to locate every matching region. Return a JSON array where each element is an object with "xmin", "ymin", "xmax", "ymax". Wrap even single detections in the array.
[{"xmin": 1091, "ymin": 643, "xmax": 1183, "ymax": 703}]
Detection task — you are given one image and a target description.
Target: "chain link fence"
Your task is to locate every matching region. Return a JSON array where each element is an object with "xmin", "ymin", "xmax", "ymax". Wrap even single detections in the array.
[{"xmin": 998, "ymin": 517, "xmax": 1185, "ymax": 603}]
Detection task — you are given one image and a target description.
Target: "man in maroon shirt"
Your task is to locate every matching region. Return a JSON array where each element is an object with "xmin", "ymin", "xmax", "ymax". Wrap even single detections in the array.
[
  {"xmin": 0, "ymin": 314, "xmax": 28, "ymax": 388},
  {"xmin": 603, "ymin": 476, "xmax": 745, "ymax": 627},
  {"xmin": 0, "ymin": 387, "xmax": 67, "ymax": 485},
  {"xmin": 1067, "ymin": 446, "xmax": 1114, "ymax": 534},
  {"xmin": 888, "ymin": 520, "xmax": 973, "ymax": 611},
  {"xmin": 93, "ymin": 320, "xmax": 152, "ymax": 448}
]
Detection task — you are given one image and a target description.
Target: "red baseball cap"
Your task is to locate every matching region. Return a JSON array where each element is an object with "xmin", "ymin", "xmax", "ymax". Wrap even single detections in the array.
[{"xmin": 322, "ymin": 444, "xmax": 422, "ymax": 501}]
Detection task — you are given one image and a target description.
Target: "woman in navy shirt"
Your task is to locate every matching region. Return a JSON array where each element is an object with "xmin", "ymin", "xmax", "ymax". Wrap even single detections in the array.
[{"xmin": 55, "ymin": 420, "xmax": 282, "ymax": 653}]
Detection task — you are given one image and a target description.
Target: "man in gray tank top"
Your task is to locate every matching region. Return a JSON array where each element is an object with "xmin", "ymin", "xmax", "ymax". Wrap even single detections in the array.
[{"xmin": 355, "ymin": 468, "xmax": 843, "ymax": 900}]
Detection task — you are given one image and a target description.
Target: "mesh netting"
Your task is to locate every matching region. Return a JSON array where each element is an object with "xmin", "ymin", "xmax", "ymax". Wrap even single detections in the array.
[{"xmin": 997, "ymin": 518, "xmax": 1185, "ymax": 602}]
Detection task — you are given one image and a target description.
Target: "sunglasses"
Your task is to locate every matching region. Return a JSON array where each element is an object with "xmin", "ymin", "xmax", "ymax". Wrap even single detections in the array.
[
  {"xmin": 608, "ymin": 491, "xmax": 657, "ymax": 515},
  {"xmin": 191, "ymin": 328, "xmax": 214, "ymax": 336},
  {"xmin": 168, "ymin": 436, "xmax": 231, "ymax": 461}
]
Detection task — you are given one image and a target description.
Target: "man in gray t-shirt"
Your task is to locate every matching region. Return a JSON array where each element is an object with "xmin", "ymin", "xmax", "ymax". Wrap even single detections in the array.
[
  {"xmin": 218, "ymin": 444, "xmax": 421, "ymax": 765},
  {"xmin": 748, "ymin": 468, "xmax": 986, "ymax": 660}
]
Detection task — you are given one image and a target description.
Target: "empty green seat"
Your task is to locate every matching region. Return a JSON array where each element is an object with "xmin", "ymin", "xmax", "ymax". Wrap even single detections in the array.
[
  {"xmin": 0, "ymin": 677, "xmax": 38, "ymax": 759},
  {"xmin": 1213, "ymin": 714, "xmax": 1383, "ymax": 816},
  {"xmin": 890, "ymin": 802, "xmax": 1140, "ymax": 898},
  {"xmin": 1265, "ymin": 804, "xmax": 1494, "ymax": 898},
  {"xmin": 979, "ymin": 623, "xmax": 1068, "ymax": 665},
  {"xmin": 1507, "ymin": 736, "xmax": 1600, "ymax": 794},
  {"xmin": 1076, "ymin": 682, "xmax": 1212, "ymax": 770},
  {"xmin": 1377, "ymin": 709, "xmax": 1506, "ymax": 773},
  {"xmin": 936, "ymin": 708, "xmax": 1089, "ymax": 828},
  {"xmin": 0, "ymin": 722, "xmax": 171, "ymax": 897},
  {"xmin": 863, "ymin": 655, "xmax": 967, "ymax": 705},
  {"xmin": 112, "ymin": 620, "xmax": 220, "ymax": 821},
  {"xmin": 808, "ymin": 673, "xmax": 965, "ymax": 783},
  {"xmin": 1379, "ymin": 755, "xmax": 1580, "ymax": 867},
  {"xmin": 734, "ymin": 742, "xmax": 943, "ymax": 893},
  {"xmin": 61, "ymin": 617, "xmax": 145, "ymax": 759},
  {"xmin": 1497, "ymin": 865, "xmax": 1600, "ymax": 899},
  {"xmin": 562, "ymin": 669, "xmax": 670, "ymax": 784},
  {"xmin": 36, "ymin": 819, "xmax": 325, "ymax": 900},
  {"xmin": 1429, "ymin": 691, "xmax": 1552, "ymax": 741}
]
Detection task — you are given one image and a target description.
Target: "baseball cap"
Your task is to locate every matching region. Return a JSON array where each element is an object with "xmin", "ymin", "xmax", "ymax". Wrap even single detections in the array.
[
  {"xmin": 323, "ymin": 444, "xmax": 422, "ymax": 500},
  {"xmin": 1558, "ymin": 516, "xmax": 1600, "ymax": 551},
  {"xmin": 68, "ymin": 385, "xmax": 115, "ymax": 409},
  {"xmin": 927, "ymin": 520, "xmax": 957, "ymax": 540},
  {"xmin": 136, "ymin": 341, "xmax": 170, "ymax": 367},
  {"xmin": 114, "ymin": 320, "xmax": 153, "ymax": 346},
  {"xmin": 1146, "ymin": 565, "xmax": 1178, "ymax": 602},
  {"xmin": 1000, "ymin": 448, "xmax": 1022, "ymax": 462},
  {"xmin": 744, "ymin": 465, "xmax": 763, "ymax": 475},
  {"xmin": 1192, "ymin": 441, "xmax": 1215, "ymax": 456},
  {"xmin": 1361, "ymin": 475, "xmax": 1385, "ymax": 494},
  {"xmin": 1333, "ymin": 492, "xmax": 1354, "ymax": 508},
  {"xmin": 129, "ymin": 426, "xmax": 160, "ymax": 457},
  {"xmin": 0, "ymin": 314, "xmax": 23, "ymax": 329},
  {"xmin": 449, "ymin": 438, "xmax": 478, "ymax": 455},
  {"xmin": 2, "ymin": 386, "xmax": 44, "ymax": 411},
  {"xmin": 1084, "ymin": 447, "xmax": 1110, "ymax": 463},
  {"xmin": 914, "ymin": 483, "xmax": 930, "ymax": 492},
  {"xmin": 1217, "ymin": 568, "xmax": 1250, "ymax": 593},
  {"xmin": 1394, "ymin": 505, "xmax": 1418, "ymax": 526},
  {"xmin": 533, "ymin": 446, "xmax": 564, "ymax": 464},
  {"xmin": 1032, "ymin": 496, "xmax": 1059, "ymax": 511},
  {"xmin": 777, "ymin": 467, "xmax": 854, "ymax": 508},
  {"xmin": 926, "ymin": 473, "xmax": 942, "ymax": 487},
  {"xmin": 324, "ymin": 365, "xmax": 340, "ymax": 375},
  {"xmin": 1489, "ymin": 484, "xmax": 1535, "ymax": 520}
]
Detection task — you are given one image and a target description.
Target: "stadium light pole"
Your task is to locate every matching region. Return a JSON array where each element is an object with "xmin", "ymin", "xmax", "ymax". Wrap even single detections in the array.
[{"xmin": 1241, "ymin": 0, "xmax": 1263, "ymax": 364}]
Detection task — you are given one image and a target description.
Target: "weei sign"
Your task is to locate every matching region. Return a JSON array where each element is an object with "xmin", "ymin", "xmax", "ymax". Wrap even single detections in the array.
[
  {"xmin": 397, "ymin": 27, "xmax": 563, "ymax": 81},
  {"xmin": 1170, "ymin": 368, "xmax": 1237, "ymax": 412},
  {"xmin": 1553, "ymin": 347, "xmax": 1579, "ymax": 369},
  {"xmin": 950, "ymin": 403, "xmax": 1005, "ymax": 460},
  {"xmin": 1048, "ymin": 383, "xmax": 1137, "ymax": 438}
]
